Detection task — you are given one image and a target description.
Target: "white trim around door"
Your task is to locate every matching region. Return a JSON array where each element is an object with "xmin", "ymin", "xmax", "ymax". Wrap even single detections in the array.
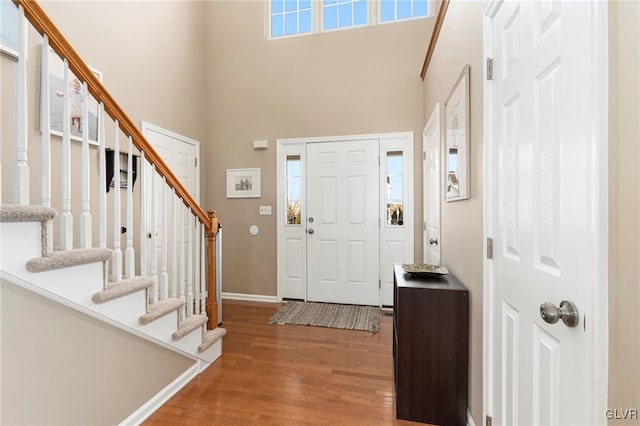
[{"xmin": 276, "ymin": 132, "xmax": 414, "ymax": 306}]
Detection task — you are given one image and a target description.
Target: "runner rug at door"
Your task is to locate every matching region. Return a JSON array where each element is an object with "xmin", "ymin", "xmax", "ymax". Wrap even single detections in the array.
[{"xmin": 268, "ymin": 302, "xmax": 380, "ymax": 333}]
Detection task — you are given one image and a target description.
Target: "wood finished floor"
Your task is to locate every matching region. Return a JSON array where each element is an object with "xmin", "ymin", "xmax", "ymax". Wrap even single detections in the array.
[{"xmin": 144, "ymin": 300, "xmax": 423, "ymax": 425}]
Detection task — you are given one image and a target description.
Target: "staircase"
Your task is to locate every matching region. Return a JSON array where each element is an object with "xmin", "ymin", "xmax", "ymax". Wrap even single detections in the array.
[{"xmin": 1, "ymin": 1, "xmax": 226, "ymax": 423}]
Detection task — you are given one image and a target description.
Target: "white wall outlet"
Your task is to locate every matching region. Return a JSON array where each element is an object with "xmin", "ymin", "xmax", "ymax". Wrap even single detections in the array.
[{"xmin": 259, "ymin": 205, "xmax": 272, "ymax": 215}]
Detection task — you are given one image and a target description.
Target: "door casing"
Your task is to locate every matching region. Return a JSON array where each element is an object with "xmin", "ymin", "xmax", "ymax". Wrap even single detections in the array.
[
  {"xmin": 423, "ymin": 104, "xmax": 441, "ymax": 265},
  {"xmin": 276, "ymin": 132, "xmax": 414, "ymax": 306}
]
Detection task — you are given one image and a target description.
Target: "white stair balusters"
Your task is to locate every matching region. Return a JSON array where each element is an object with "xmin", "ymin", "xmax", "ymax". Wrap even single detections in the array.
[
  {"xmin": 186, "ymin": 209, "xmax": 194, "ymax": 317},
  {"xmin": 112, "ymin": 121, "xmax": 122, "ymax": 282},
  {"xmin": 79, "ymin": 82, "xmax": 92, "ymax": 248},
  {"xmin": 59, "ymin": 59, "xmax": 73, "ymax": 250},
  {"xmin": 98, "ymin": 103, "xmax": 107, "ymax": 249},
  {"xmin": 179, "ymin": 198, "xmax": 185, "ymax": 319},
  {"xmin": 150, "ymin": 165, "xmax": 158, "ymax": 304},
  {"xmin": 200, "ymin": 223, "xmax": 206, "ymax": 315},
  {"xmin": 40, "ymin": 35, "xmax": 52, "ymax": 254},
  {"xmin": 124, "ymin": 136, "xmax": 135, "ymax": 278},
  {"xmin": 194, "ymin": 215, "xmax": 200, "ymax": 315},
  {"xmin": 139, "ymin": 151, "xmax": 148, "ymax": 279},
  {"xmin": 14, "ymin": 4, "xmax": 29, "ymax": 205},
  {"xmin": 159, "ymin": 177, "xmax": 169, "ymax": 300},
  {"xmin": 171, "ymin": 190, "xmax": 178, "ymax": 298}
]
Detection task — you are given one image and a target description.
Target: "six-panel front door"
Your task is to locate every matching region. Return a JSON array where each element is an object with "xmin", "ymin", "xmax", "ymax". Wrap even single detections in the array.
[
  {"xmin": 306, "ymin": 140, "xmax": 379, "ymax": 305},
  {"xmin": 486, "ymin": 1, "xmax": 597, "ymax": 424}
]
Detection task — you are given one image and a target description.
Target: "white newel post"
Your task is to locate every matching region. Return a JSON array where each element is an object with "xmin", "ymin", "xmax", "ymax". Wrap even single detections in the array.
[
  {"xmin": 14, "ymin": 5, "xmax": 29, "ymax": 205},
  {"xmin": 97, "ymin": 103, "xmax": 107, "ymax": 249},
  {"xmin": 79, "ymin": 82, "xmax": 92, "ymax": 248},
  {"xmin": 40, "ymin": 35, "xmax": 52, "ymax": 254},
  {"xmin": 59, "ymin": 59, "xmax": 73, "ymax": 250},
  {"xmin": 112, "ymin": 121, "xmax": 122, "ymax": 282},
  {"xmin": 124, "ymin": 136, "xmax": 135, "ymax": 278},
  {"xmin": 159, "ymin": 177, "xmax": 168, "ymax": 300}
]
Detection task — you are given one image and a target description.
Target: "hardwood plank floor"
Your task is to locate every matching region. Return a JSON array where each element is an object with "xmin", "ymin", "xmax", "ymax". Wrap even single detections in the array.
[{"xmin": 144, "ymin": 300, "xmax": 424, "ymax": 425}]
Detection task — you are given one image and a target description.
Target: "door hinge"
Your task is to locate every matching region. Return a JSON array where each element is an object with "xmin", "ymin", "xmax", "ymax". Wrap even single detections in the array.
[
  {"xmin": 487, "ymin": 237, "xmax": 494, "ymax": 259},
  {"xmin": 423, "ymin": 222, "xmax": 426, "ymax": 231},
  {"xmin": 423, "ymin": 151, "xmax": 426, "ymax": 160},
  {"xmin": 378, "ymin": 156, "xmax": 381, "ymax": 166},
  {"xmin": 194, "ymin": 157, "xmax": 198, "ymax": 167},
  {"xmin": 379, "ymin": 279, "xmax": 381, "ymax": 289},
  {"xmin": 486, "ymin": 58, "xmax": 494, "ymax": 80},
  {"xmin": 486, "ymin": 415, "xmax": 493, "ymax": 426}
]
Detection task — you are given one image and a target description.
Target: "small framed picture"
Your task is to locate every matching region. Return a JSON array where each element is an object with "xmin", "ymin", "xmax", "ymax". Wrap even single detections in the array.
[
  {"xmin": 227, "ymin": 168, "xmax": 261, "ymax": 198},
  {"xmin": 44, "ymin": 47, "xmax": 103, "ymax": 145}
]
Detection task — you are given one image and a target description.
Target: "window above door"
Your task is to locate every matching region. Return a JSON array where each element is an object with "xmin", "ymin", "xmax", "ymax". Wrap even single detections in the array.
[{"xmin": 268, "ymin": 0, "xmax": 431, "ymax": 39}]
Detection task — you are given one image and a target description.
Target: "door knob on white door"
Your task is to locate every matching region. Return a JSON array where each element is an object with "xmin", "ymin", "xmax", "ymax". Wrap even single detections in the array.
[
  {"xmin": 307, "ymin": 228, "xmax": 314, "ymax": 234},
  {"xmin": 429, "ymin": 238, "xmax": 438, "ymax": 245},
  {"xmin": 539, "ymin": 300, "xmax": 580, "ymax": 328}
]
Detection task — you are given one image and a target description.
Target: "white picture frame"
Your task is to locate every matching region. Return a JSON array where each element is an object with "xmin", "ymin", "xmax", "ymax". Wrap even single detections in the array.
[
  {"xmin": 44, "ymin": 47, "xmax": 103, "ymax": 145},
  {"xmin": 444, "ymin": 64, "xmax": 470, "ymax": 202},
  {"xmin": 227, "ymin": 168, "xmax": 261, "ymax": 198},
  {"xmin": 1, "ymin": 0, "xmax": 19, "ymax": 59}
]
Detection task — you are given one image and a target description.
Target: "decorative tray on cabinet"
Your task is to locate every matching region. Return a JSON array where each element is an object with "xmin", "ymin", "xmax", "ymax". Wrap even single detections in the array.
[{"xmin": 401, "ymin": 263, "xmax": 449, "ymax": 277}]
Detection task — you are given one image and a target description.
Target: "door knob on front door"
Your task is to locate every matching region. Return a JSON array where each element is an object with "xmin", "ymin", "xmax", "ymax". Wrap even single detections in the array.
[
  {"xmin": 307, "ymin": 228, "xmax": 314, "ymax": 234},
  {"xmin": 539, "ymin": 300, "xmax": 580, "ymax": 328},
  {"xmin": 429, "ymin": 238, "xmax": 438, "ymax": 245}
]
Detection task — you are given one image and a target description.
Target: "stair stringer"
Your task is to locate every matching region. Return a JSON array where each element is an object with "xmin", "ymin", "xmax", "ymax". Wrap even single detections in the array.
[{"xmin": 0, "ymin": 221, "xmax": 223, "ymax": 366}]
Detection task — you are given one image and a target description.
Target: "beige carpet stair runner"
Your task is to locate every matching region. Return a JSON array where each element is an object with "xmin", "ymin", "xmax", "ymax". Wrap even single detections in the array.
[{"xmin": 91, "ymin": 276, "xmax": 154, "ymax": 304}]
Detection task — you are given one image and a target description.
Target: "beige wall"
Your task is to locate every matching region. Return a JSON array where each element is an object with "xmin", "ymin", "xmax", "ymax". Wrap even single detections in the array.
[
  {"xmin": 203, "ymin": 1, "xmax": 432, "ymax": 296},
  {"xmin": 422, "ymin": 1, "xmax": 485, "ymax": 422},
  {"xmin": 608, "ymin": 0, "xmax": 640, "ymax": 422},
  {"xmin": 0, "ymin": 279, "xmax": 194, "ymax": 425}
]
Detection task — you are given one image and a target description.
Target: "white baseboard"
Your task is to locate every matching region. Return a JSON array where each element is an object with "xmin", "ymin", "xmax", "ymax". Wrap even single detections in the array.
[
  {"xmin": 118, "ymin": 362, "xmax": 200, "ymax": 426},
  {"xmin": 222, "ymin": 292, "xmax": 278, "ymax": 303},
  {"xmin": 468, "ymin": 408, "xmax": 476, "ymax": 426}
]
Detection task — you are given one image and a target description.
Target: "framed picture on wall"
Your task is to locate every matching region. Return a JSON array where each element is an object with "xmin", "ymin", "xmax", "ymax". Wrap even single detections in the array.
[
  {"xmin": 444, "ymin": 64, "xmax": 470, "ymax": 202},
  {"xmin": 1, "ymin": 0, "xmax": 19, "ymax": 58},
  {"xmin": 42, "ymin": 46, "xmax": 103, "ymax": 145},
  {"xmin": 227, "ymin": 168, "xmax": 261, "ymax": 198}
]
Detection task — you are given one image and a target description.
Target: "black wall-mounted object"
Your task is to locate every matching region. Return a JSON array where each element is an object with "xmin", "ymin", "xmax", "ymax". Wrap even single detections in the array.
[{"xmin": 106, "ymin": 148, "xmax": 138, "ymax": 193}]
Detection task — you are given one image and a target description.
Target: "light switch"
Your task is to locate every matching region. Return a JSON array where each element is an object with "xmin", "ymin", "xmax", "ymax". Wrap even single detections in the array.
[{"xmin": 259, "ymin": 205, "xmax": 272, "ymax": 215}]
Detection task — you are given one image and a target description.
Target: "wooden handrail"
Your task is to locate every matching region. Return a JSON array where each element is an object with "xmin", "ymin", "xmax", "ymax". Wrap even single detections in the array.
[
  {"xmin": 15, "ymin": 0, "xmax": 219, "ymax": 329},
  {"xmin": 420, "ymin": 0, "xmax": 450, "ymax": 80},
  {"xmin": 13, "ymin": 0, "xmax": 211, "ymax": 231}
]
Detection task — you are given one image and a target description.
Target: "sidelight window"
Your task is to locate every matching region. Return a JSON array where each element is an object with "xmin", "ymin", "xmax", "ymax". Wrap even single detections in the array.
[
  {"xmin": 386, "ymin": 151, "xmax": 404, "ymax": 226},
  {"xmin": 286, "ymin": 155, "xmax": 302, "ymax": 225}
]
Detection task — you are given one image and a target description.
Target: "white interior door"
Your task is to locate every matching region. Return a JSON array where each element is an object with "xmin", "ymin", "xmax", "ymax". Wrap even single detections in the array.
[
  {"xmin": 141, "ymin": 122, "xmax": 199, "ymax": 299},
  {"xmin": 486, "ymin": 1, "xmax": 602, "ymax": 424},
  {"xmin": 306, "ymin": 140, "xmax": 379, "ymax": 305},
  {"xmin": 423, "ymin": 104, "xmax": 441, "ymax": 265}
]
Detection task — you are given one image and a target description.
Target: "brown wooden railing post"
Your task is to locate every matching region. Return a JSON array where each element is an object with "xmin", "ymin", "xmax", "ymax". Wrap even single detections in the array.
[{"xmin": 206, "ymin": 210, "xmax": 219, "ymax": 330}]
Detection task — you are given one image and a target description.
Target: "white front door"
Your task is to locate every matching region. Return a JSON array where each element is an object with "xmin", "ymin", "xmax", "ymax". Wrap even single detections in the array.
[
  {"xmin": 485, "ymin": 1, "xmax": 604, "ymax": 424},
  {"xmin": 141, "ymin": 122, "xmax": 199, "ymax": 300},
  {"xmin": 306, "ymin": 140, "xmax": 379, "ymax": 305},
  {"xmin": 423, "ymin": 104, "xmax": 441, "ymax": 265}
]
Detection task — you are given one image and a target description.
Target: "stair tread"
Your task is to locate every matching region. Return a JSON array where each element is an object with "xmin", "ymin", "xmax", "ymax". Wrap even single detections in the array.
[
  {"xmin": 198, "ymin": 327, "xmax": 227, "ymax": 353},
  {"xmin": 0, "ymin": 204, "xmax": 56, "ymax": 223},
  {"xmin": 92, "ymin": 276, "xmax": 153, "ymax": 304},
  {"xmin": 172, "ymin": 315, "xmax": 208, "ymax": 341},
  {"xmin": 139, "ymin": 298, "xmax": 185, "ymax": 325},
  {"xmin": 26, "ymin": 248, "xmax": 112, "ymax": 273}
]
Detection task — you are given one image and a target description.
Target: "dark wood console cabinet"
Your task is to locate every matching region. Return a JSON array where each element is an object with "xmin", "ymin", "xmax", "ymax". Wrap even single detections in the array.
[{"xmin": 393, "ymin": 264, "xmax": 469, "ymax": 425}]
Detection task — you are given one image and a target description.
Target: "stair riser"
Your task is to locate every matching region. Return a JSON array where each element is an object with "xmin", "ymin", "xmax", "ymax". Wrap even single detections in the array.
[
  {"xmin": 0, "ymin": 222, "xmax": 41, "ymax": 271},
  {"xmin": 136, "ymin": 310, "xmax": 180, "ymax": 343},
  {"xmin": 18, "ymin": 262, "xmax": 104, "ymax": 305},
  {"xmin": 198, "ymin": 339, "xmax": 222, "ymax": 364},
  {"xmin": 172, "ymin": 326, "xmax": 204, "ymax": 355},
  {"xmin": 92, "ymin": 290, "xmax": 147, "ymax": 327}
]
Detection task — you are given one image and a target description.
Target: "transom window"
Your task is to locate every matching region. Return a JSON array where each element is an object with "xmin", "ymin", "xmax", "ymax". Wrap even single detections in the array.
[
  {"xmin": 271, "ymin": 0, "xmax": 312, "ymax": 38},
  {"xmin": 380, "ymin": 0, "xmax": 428, "ymax": 22},
  {"xmin": 268, "ymin": 0, "xmax": 430, "ymax": 39},
  {"xmin": 323, "ymin": 0, "xmax": 368, "ymax": 31}
]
